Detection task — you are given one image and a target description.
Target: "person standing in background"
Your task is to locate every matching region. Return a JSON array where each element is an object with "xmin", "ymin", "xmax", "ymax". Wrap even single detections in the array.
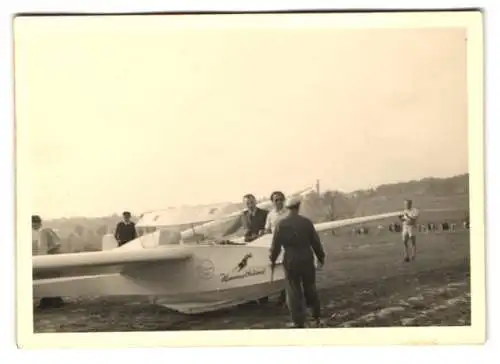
[
  {"xmin": 114, "ymin": 211, "xmax": 137, "ymax": 246},
  {"xmin": 399, "ymin": 199, "xmax": 420, "ymax": 262}
]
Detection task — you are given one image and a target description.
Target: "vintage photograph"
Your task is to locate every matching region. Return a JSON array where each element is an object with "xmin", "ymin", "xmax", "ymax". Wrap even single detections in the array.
[{"xmin": 14, "ymin": 10, "xmax": 484, "ymax": 346}]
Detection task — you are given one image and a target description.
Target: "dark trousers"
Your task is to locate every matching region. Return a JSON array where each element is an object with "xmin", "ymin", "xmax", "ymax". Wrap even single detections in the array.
[
  {"xmin": 34, "ymin": 270, "xmax": 64, "ymax": 309},
  {"xmin": 284, "ymin": 263, "xmax": 321, "ymax": 327}
]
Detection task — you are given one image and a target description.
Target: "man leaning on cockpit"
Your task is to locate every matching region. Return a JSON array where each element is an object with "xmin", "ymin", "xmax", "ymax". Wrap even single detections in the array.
[{"xmin": 223, "ymin": 193, "xmax": 268, "ymax": 242}]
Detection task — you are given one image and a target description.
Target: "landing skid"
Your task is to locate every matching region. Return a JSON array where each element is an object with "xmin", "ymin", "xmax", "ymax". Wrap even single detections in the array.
[{"xmin": 245, "ymin": 290, "xmax": 286, "ymax": 306}]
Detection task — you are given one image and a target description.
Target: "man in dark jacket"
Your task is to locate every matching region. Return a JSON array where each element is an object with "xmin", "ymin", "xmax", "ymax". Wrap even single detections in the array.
[
  {"xmin": 269, "ymin": 196, "xmax": 326, "ymax": 328},
  {"xmin": 114, "ymin": 211, "xmax": 137, "ymax": 246},
  {"xmin": 223, "ymin": 194, "xmax": 268, "ymax": 242}
]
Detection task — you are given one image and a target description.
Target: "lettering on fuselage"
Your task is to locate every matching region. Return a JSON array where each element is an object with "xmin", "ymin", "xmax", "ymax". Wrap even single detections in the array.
[{"xmin": 220, "ymin": 267, "xmax": 266, "ymax": 283}]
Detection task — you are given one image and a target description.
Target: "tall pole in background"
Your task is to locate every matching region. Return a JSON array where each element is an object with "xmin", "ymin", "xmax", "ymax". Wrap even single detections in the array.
[{"xmin": 315, "ymin": 179, "xmax": 320, "ymax": 195}]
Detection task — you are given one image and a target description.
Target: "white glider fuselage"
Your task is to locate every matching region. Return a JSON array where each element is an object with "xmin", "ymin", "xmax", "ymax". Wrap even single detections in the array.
[
  {"xmin": 34, "ymin": 188, "xmax": 320, "ymax": 314},
  {"xmin": 33, "ymin": 209, "xmax": 405, "ymax": 315}
]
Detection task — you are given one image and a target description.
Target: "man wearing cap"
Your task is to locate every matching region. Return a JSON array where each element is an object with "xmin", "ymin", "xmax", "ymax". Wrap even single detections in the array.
[
  {"xmin": 269, "ymin": 196, "xmax": 326, "ymax": 328},
  {"xmin": 32, "ymin": 215, "xmax": 65, "ymax": 309},
  {"xmin": 114, "ymin": 211, "xmax": 137, "ymax": 246}
]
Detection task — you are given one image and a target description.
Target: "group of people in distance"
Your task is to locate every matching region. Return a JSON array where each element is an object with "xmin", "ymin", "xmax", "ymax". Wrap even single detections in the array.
[
  {"xmin": 399, "ymin": 199, "xmax": 420, "ymax": 262},
  {"xmin": 31, "ymin": 211, "xmax": 138, "ymax": 310},
  {"xmin": 31, "ymin": 214, "xmax": 65, "ymax": 309}
]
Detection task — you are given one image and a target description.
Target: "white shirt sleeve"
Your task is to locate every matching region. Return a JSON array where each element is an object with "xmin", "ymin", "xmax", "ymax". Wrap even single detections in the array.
[{"xmin": 265, "ymin": 212, "xmax": 272, "ymax": 231}]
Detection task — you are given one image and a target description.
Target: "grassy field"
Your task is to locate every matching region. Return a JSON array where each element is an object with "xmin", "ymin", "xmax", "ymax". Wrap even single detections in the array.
[{"xmin": 33, "ymin": 228, "xmax": 470, "ymax": 332}]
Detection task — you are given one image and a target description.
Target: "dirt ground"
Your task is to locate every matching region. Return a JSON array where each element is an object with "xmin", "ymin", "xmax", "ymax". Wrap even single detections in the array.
[{"xmin": 33, "ymin": 230, "xmax": 471, "ymax": 332}]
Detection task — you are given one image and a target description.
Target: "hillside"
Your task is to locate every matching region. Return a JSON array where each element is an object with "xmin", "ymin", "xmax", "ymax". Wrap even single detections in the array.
[
  {"xmin": 299, "ymin": 173, "xmax": 468, "ymax": 220},
  {"xmin": 41, "ymin": 174, "xmax": 469, "ymax": 252}
]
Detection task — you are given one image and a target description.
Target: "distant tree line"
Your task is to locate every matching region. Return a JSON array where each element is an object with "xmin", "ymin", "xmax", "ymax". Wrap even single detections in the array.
[{"xmin": 46, "ymin": 174, "xmax": 469, "ymax": 252}]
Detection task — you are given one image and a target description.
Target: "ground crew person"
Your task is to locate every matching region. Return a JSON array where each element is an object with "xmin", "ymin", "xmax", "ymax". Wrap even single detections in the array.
[
  {"xmin": 399, "ymin": 199, "xmax": 420, "ymax": 262},
  {"xmin": 114, "ymin": 211, "xmax": 137, "ymax": 246},
  {"xmin": 269, "ymin": 196, "xmax": 326, "ymax": 328},
  {"xmin": 220, "ymin": 194, "xmax": 269, "ymax": 304},
  {"xmin": 265, "ymin": 191, "xmax": 289, "ymax": 233},
  {"xmin": 32, "ymin": 214, "xmax": 65, "ymax": 309}
]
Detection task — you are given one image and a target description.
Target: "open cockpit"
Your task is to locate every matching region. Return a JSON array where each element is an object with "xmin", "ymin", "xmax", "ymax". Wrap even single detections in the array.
[
  {"xmin": 137, "ymin": 226, "xmax": 247, "ymax": 247},
  {"xmin": 134, "ymin": 205, "xmax": 249, "ymax": 247}
]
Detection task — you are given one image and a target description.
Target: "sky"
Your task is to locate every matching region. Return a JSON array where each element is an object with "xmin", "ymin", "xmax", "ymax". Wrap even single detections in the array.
[{"xmin": 14, "ymin": 15, "xmax": 469, "ymax": 219}]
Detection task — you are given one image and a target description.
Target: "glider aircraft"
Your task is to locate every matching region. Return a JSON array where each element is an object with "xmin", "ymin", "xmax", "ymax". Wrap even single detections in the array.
[{"xmin": 33, "ymin": 188, "xmax": 414, "ymax": 314}]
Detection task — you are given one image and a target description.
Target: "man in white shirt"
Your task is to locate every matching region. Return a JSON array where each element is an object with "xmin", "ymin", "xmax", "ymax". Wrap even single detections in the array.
[
  {"xmin": 270, "ymin": 196, "xmax": 326, "ymax": 328},
  {"xmin": 264, "ymin": 191, "xmax": 291, "ymax": 306},
  {"xmin": 265, "ymin": 191, "xmax": 289, "ymax": 234},
  {"xmin": 399, "ymin": 200, "xmax": 420, "ymax": 262},
  {"xmin": 32, "ymin": 215, "xmax": 64, "ymax": 308}
]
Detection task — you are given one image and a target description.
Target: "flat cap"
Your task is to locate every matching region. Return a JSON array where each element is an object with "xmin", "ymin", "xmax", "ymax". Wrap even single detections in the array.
[{"xmin": 285, "ymin": 196, "xmax": 302, "ymax": 208}]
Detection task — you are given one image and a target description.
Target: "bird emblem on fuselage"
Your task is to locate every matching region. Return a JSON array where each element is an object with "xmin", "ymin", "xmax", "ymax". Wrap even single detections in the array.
[{"xmin": 234, "ymin": 253, "xmax": 253, "ymax": 272}]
